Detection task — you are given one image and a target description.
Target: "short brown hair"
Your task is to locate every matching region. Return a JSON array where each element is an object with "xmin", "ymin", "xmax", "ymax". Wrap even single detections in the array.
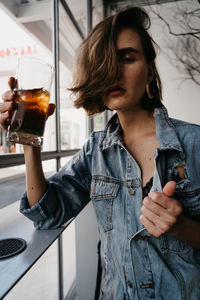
[{"xmin": 69, "ymin": 7, "xmax": 162, "ymax": 115}]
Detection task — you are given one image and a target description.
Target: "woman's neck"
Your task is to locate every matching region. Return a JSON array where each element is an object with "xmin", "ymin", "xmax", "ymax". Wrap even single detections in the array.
[{"xmin": 117, "ymin": 108, "xmax": 156, "ymax": 142}]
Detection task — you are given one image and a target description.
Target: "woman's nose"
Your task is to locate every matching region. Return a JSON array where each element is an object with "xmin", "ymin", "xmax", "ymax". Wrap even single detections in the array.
[{"xmin": 117, "ymin": 65, "xmax": 123, "ymax": 80}]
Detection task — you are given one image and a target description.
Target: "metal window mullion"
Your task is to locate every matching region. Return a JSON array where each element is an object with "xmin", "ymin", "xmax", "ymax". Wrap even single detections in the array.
[
  {"xmin": 102, "ymin": 0, "xmax": 109, "ymax": 136},
  {"xmin": 103, "ymin": 0, "xmax": 110, "ymax": 128},
  {"xmin": 87, "ymin": 0, "xmax": 92, "ymax": 33},
  {"xmin": 52, "ymin": 1, "xmax": 63, "ymax": 300},
  {"xmin": 103, "ymin": 0, "xmax": 109, "ymax": 19},
  {"xmin": 53, "ymin": 0, "xmax": 61, "ymax": 170},
  {"xmin": 87, "ymin": 0, "xmax": 94, "ymax": 135}
]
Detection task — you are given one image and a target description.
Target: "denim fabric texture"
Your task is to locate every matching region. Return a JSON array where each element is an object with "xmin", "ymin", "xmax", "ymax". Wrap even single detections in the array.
[{"xmin": 20, "ymin": 106, "xmax": 200, "ymax": 300}]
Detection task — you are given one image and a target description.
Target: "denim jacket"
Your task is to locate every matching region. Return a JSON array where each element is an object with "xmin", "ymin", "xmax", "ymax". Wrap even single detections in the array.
[{"xmin": 20, "ymin": 106, "xmax": 200, "ymax": 300}]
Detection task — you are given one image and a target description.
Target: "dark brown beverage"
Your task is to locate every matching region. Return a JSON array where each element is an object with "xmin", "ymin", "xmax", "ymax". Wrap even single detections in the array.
[{"xmin": 10, "ymin": 88, "xmax": 50, "ymax": 137}]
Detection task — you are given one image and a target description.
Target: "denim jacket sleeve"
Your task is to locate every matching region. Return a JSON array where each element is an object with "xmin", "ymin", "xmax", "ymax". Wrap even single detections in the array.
[{"xmin": 20, "ymin": 135, "xmax": 93, "ymax": 230}]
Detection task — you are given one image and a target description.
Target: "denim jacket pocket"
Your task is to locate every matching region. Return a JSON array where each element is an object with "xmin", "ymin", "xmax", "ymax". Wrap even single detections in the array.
[
  {"xmin": 159, "ymin": 234, "xmax": 192, "ymax": 254},
  {"xmin": 90, "ymin": 177, "xmax": 120, "ymax": 232}
]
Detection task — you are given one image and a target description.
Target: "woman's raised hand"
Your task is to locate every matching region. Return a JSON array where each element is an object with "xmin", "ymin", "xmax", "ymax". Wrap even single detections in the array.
[
  {"xmin": 0, "ymin": 77, "xmax": 17, "ymax": 130},
  {"xmin": 0, "ymin": 77, "xmax": 55, "ymax": 131}
]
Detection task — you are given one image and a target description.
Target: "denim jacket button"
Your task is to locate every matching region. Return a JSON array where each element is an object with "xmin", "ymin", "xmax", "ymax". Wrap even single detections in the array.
[
  {"xmin": 127, "ymin": 280, "xmax": 133, "ymax": 288},
  {"xmin": 128, "ymin": 188, "xmax": 135, "ymax": 195},
  {"xmin": 140, "ymin": 283, "xmax": 154, "ymax": 289}
]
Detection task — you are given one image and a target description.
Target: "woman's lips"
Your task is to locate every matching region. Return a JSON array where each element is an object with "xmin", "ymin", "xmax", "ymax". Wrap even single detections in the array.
[{"xmin": 107, "ymin": 85, "xmax": 125, "ymax": 96}]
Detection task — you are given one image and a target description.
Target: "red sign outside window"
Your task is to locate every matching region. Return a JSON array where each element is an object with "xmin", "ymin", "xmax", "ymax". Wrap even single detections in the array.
[{"xmin": 0, "ymin": 45, "xmax": 38, "ymax": 58}]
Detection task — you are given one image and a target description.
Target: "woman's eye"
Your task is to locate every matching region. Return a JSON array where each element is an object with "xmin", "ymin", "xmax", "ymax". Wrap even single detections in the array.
[{"xmin": 121, "ymin": 57, "xmax": 135, "ymax": 63}]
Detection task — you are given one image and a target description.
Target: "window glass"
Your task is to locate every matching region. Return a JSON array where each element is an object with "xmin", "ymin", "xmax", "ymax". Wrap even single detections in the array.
[
  {"xmin": 0, "ymin": 165, "xmax": 26, "ymax": 209},
  {"xmin": 59, "ymin": 2, "xmax": 87, "ymax": 150},
  {"xmin": 0, "ymin": 164, "xmax": 26, "ymax": 183},
  {"xmin": 0, "ymin": 7, "xmax": 56, "ymax": 153},
  {"xmin": 93, "ymin": 114, "xmax": 104, "ymax": 131},
  {"xmin": 66, "ymin": 0, "xmax": 87, "ymax": 36},
  {"xmin": 61, "ymin": 155, "xmax": 73, "ymax": 166},
  {"xmin": 94, "ymin": 110, "xmax": 114, "ymax": 132},
  {"xmin": 0, "ymin": 159, "xmax": 56, "ymax": 210},
  {"xmin": 43, "ymin": 159, "xmax": 57, "ymax": 177},
  {"xmin": 92, "ymin": 0, "xmax": 104, "ymax": 27}
]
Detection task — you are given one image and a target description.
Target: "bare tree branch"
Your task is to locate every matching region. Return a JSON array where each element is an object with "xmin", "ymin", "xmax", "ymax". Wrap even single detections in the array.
[
  {"xmin": 148, "ymin": 1, "xmax": 200, "ymax": 86},
  {"xmin": 150, "ymin": 8, "xmax": 200, "ymax": 39}
]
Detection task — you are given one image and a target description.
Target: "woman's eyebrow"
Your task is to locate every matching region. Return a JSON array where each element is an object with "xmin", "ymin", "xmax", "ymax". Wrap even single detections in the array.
[{"xmin": 117, "ymin": 47, "xmax": 139, "ymax": 55}]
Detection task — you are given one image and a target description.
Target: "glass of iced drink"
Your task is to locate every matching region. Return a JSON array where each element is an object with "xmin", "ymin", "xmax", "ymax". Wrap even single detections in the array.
[{"xmin": 7, "ymin": 57, "xmax": 54, "ymax": 147}]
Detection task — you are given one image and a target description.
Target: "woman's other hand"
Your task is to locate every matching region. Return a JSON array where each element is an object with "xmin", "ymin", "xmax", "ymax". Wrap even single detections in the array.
[{"xmin": 140, "ymin": 181, "xmax": 183, "ymax": 237}]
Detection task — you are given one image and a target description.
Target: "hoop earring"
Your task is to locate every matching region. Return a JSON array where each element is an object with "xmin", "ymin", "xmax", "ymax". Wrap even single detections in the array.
[{"xmin": 146, "ymin": 83, "xmax": 153, "ymax": 99}]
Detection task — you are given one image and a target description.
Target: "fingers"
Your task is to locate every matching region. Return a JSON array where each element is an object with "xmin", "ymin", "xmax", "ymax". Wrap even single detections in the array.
[
  {"xmin": 0, "ymin": 111, "xmax": 10, "ymax": 130},
  {"xmin": 140, "ymin": 214, "xmax": 164, "ymax": 238},
  {"xmin": 144, "ymin": 192, "xmax": 182, "ymax": 217},
  {"xmin": 148, "ymin": 190, "xmax": 182, "ymax": 214},
  {"xmin": 162, "ymin": 181, "xmax": 176, "ymax": 197},
  {"xmin": 8, "ymin": 77, "xmax": 18, "ymax": 91},
  {"xmin": 1, "ymin": 77, "xmax": 18, "ymax": 103},
  {"xmin": 140, "ymin": 193, "xmax": 183, "ymax": 237},
  {"xmin": 0, "ymin": 77, "xmax": 17, "ymax": 130},
  {"xmin": 143, "ymin": 196, "xmax": 178, "ymax": 220},
  {"xmin": 2, "ymin": 90, "xmax": 15, "ymax": 102},
  {"xmin": 141, "ymin": 198, "xmax": 177, "ymax": 237},
  {"xmin": 0, "ymin": 101, "xmax": 14, "ymax": 130},
  {"xmin": 0, "ymin": 101, "xmax": 13, "ymax": 113}
]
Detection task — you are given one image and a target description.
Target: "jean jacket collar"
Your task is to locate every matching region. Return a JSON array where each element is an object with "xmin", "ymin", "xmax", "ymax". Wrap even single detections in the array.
[{"xmin": 100, "ymin": 105, "xmax": 184, "ymax": 154}]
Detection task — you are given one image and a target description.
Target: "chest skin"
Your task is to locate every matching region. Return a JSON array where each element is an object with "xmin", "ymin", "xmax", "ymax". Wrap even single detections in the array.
[{"xmin": 123, "ymin": 133, "xmax": 159, "ymax": 187}]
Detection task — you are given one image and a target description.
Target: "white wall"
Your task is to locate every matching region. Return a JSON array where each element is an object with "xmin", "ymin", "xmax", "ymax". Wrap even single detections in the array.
[
  {"xmin": 75, "ymin": 202, "xmax": 99, "ymax": 300},
  {"xmin": 149, "ymin": 0, "xmax": 200, "ymax": 124}
]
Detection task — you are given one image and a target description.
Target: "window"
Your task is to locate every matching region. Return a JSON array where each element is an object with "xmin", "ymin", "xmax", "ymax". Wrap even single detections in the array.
[
  {"xmin": 0, "ymin": 0, "xmax": 93, "ymax": 299},
  {"xmin": 59, "ymin": 0, "xmax": 87, "ymax": 150}
]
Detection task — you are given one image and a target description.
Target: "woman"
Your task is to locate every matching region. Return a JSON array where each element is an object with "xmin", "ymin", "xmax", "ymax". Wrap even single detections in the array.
[{"xmin": 1, "ymin": 7, "xmax": 200, "ymax": 300}]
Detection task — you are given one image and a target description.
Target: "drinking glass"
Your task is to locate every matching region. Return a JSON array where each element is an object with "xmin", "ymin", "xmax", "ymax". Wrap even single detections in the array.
[{"xmin": 7, "ymin": 57, "xmax": 54, "ymax": 147}]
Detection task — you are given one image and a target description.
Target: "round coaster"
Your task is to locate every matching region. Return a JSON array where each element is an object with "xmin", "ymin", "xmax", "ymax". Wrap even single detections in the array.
[{"xmin": 0, "ymin": 238, "xmax": 27, "ymax": 259}]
